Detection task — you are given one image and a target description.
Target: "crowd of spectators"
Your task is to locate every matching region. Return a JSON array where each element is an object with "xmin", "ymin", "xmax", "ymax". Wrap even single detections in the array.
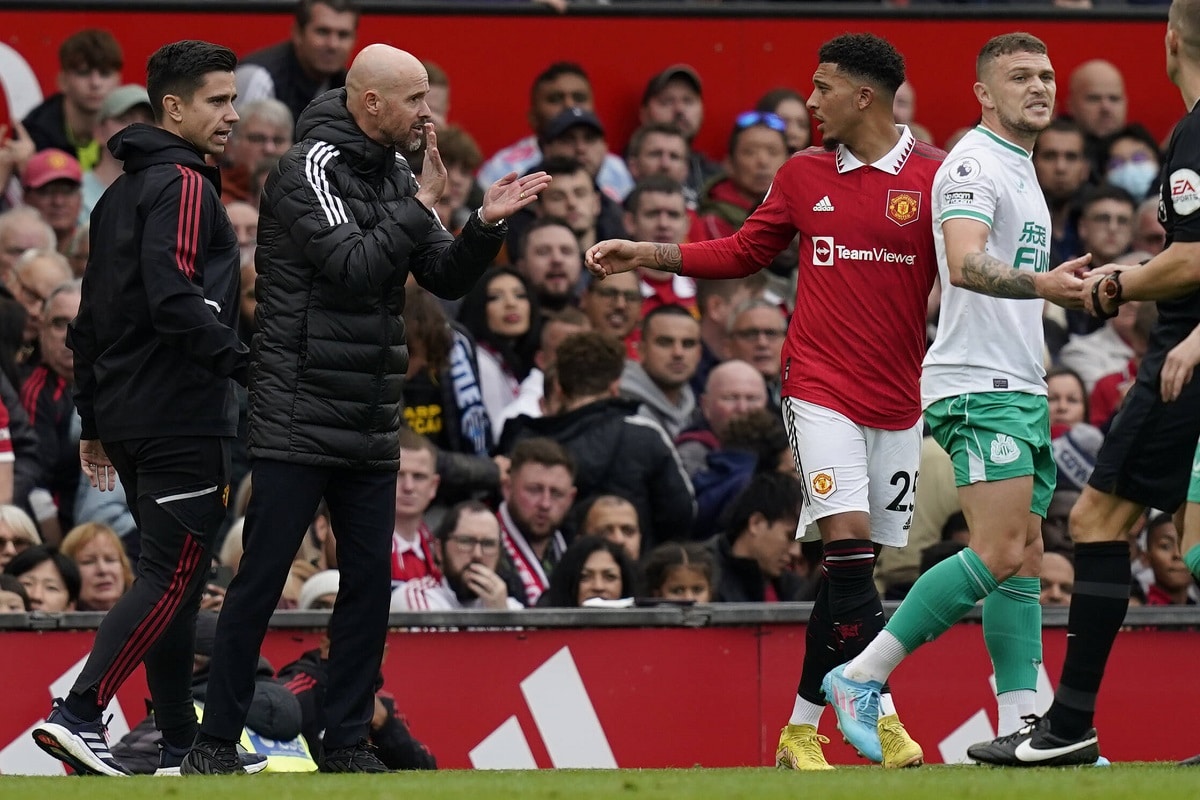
[{"xmin": 0, "ymin": 2, "xmax": 1197, "ymax": 625}]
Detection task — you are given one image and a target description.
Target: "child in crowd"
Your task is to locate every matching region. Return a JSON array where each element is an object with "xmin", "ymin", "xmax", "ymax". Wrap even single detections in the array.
[{"xmin": 643, "ymin": 542, "xmax": 715, "ymax": 604}]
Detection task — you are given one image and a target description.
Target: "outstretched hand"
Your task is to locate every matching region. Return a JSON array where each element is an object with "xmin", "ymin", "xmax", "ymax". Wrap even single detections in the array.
[
  {"xmin": 414, "ymin": 125, "xmax": 447, "ymax": 210},
  {"xmin": 585, "ymin": 239, "xmax": 643, "ymax": 278},
  {"xmin": 480, "ymin": 171, "xmax": 552, "ymax": 225},
  {"xmin": 1038, "ymin": 252, "xmax": 1091, "ymax": 309}
]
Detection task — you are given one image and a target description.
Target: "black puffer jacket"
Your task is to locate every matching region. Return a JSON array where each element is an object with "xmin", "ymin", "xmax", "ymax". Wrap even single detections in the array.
[{"xmin": 249, "ymin": 89, "xmax": 504, "ymax": 469}]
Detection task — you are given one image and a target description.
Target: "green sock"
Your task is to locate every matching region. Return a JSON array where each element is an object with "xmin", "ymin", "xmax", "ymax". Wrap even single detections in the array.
[
  {"xmin": 983, "ymin": 576, "xmax": 1042, "ymax": 693},
  {"xmin": 885, "ymin": 548, "xmax": 1000, "ymax": 653},
  {"xmin": 1184, "ymin": 543, "xmax": 1200, "ymax": 583}
]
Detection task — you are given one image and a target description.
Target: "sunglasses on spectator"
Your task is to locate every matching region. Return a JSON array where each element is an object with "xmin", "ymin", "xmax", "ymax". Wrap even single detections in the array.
[
  {"xmin": 735, "ymin": 111, "xmax": 786, "ymax": 133},
  {"xmin": 0, "ymin": 535, "xmax": 33, "ymax": 551}
]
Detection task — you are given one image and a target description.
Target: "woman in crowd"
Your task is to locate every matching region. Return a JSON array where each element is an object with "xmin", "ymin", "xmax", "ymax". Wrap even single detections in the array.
[
  {"xmin": 755, "ymin": 87, "xmax": 810, "ymax": 154},
  {"xmin": 404, "ymin": 285, "xmax": 493, "ymax": 457},
  {"xmin": 60, "ymin": 522, "xmax": 133, "ymax": 612},
  {"xmin": 456, "ymin": 267, "xmax": 540, "ymax": 428},
  {"xmin": 539, "ymin": 536, "xmax": 640, "ymax": 608},
  {"xmin": 1046, "ymin": 367, "xmax": 1089, "ymax": 438},
  {"xmin": 0, "ymin": 504, "xmax": 39, "ymax": 569},
  {"xmin": 4, "ymin": 543, "xmax": 79, "ymax": 611}
]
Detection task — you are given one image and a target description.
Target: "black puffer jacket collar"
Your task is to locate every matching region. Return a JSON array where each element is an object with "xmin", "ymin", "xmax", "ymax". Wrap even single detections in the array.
[{"xmin": 296, "ymin": 89, "xmax": 395, "ymax": 181}]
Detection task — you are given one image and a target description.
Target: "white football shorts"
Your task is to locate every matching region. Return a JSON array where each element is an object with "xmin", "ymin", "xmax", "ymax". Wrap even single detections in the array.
[{"xmin": 782, "ymin": 397, "xmax": 922, "ymax": 547}]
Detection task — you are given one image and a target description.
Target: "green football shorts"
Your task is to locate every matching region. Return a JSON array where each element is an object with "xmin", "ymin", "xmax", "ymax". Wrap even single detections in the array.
[{"xmin": 924, "ymin": 391, "xmax": 1055, "ymax": 517}]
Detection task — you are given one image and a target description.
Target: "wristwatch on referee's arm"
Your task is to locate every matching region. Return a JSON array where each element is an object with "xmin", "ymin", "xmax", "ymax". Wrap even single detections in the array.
[
  {"xmin": 1092, "ymin": 270, "xmax": 1123, "ymax": 321},
  {"xmin": 474, "ymin": 205, "xmax": 507, "ymax": 231}
]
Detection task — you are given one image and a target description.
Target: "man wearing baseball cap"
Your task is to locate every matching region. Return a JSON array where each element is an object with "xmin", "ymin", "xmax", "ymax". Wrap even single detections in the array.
[
  {"xmin": 83, "ymin": 84, "xmax": 153, "ymax": 217},
  {"xmin": 639, "ymin": 64, "xmax": 720, "ymax": 198},
  {"xmin": 21, "ymin": 149, "xmax": 83, "ymax": 254},
  {"xmin": 477, "ymin": 61, "xmax": 633, "ymax": 201},
  {"xmin": 540, "ymin": 108, "xmax": 617, "ymax": 198}
]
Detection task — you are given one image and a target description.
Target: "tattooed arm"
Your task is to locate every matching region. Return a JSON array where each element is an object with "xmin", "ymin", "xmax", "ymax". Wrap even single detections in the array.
[
  {"xmin": 650, "ymin": 244, "xmax": 682, "ymax": 274},
  {"xmin": 943, "ymin": 218, "xmax": 1089, "ymax": 308},
  {"xmin": 585, "ymin": 240, "xmax": 680, "ymax": 277},
  {"xmin": 959, "ymin": 251, "xmax": 1038, "ymax": 298}
]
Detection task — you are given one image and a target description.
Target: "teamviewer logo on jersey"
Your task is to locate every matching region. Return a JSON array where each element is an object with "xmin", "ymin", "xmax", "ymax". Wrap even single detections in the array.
[{"xmin": 812, "ymin": 236, "xmax": 834, "ymax": 266}]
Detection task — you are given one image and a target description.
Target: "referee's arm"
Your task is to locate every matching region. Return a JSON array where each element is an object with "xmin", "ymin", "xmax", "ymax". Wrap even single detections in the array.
[{"xmin": 1107, "ymin": 239, "xmax": 1200, "ymax": 302}]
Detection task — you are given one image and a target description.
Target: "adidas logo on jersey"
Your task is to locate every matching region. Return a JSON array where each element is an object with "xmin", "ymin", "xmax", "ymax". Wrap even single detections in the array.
[{"xmin": 812, "ymin": 196, "xmax": 835, "ymax": 212}]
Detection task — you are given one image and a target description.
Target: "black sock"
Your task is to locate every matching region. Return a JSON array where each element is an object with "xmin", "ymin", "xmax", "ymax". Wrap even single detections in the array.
[
  {"xmin": 1047, "ymin": 541, "xmax": 1130, "ymax": 740},
  {"xmin": 824, "ymin": 539, "xmax": 886, "ymax": 658},
  {"xmin": 160, "ymin": 720, "xmax": 200, "ymax": 751},
  {"xmin": 797, "ymin": 575, "xmax": 838, "ymax": 705},
  {"xmin": 64, "ymin": 690, "xmax": 102, "ymax": 723},
  {"xmin": 160, "ymin": 740, "xmax": 189, "ymax": 757}
]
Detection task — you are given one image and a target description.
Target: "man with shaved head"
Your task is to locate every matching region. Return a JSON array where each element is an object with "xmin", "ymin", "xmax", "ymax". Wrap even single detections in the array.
[
  {"xmin": 187, "ymin": 44, "xmax": 550, "ymax": 775},
  {"xmin": 675, "ymin": 358, "xmax": 767, "ymax": 477},
  {"xmin": 1067, "ymin": 59, "xmax": 1127, "ymax": 141},
  {"xmin": 1066, "ymin": 59, "xmax": 1128, "ymax": 176}
]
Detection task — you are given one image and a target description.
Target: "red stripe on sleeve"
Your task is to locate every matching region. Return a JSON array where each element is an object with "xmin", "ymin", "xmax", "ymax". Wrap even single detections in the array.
[
  {"xmin": 173, "ymin": 166, "xmax": 202, "ymax": 280},
  {"xmin": 20, "ymin": 366, "xmax": 47, "ymax": 422}
]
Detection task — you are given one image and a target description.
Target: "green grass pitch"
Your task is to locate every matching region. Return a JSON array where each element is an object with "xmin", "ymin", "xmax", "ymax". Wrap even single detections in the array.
[{"xmin": 3, "ymin": 765, "xmax": 1199, "ymax": 799}]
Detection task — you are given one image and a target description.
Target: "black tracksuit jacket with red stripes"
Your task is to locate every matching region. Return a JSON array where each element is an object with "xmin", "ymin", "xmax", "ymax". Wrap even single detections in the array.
[{"xmin": 68, "ymin": 124, "xmax": 248, "ymax": 442}]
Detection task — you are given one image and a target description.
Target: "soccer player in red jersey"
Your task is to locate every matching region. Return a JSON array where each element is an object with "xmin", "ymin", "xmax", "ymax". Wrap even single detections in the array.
[{"xmin": 587, "ymin": 33, "xmax": 940, "ymax": 769}]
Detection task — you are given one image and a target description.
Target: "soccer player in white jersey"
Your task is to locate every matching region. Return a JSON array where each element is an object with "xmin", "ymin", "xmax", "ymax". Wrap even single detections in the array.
[
  {"xmin": 823, "ymin": 32, "xmax": 1092, "ymax": 764},
  {"xmin": 979, "ymin": 0, "xmax": 1200, "ymax": 767}
]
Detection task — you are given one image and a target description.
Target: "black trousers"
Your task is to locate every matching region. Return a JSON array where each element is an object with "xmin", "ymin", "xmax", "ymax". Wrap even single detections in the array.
[
  {"xmin": 70, "ymin": 436, "xmax": 231, "ymax": 745},
  {"xmin": 200, "ymin": 458, "xmax": 396, "ymax": 750}
]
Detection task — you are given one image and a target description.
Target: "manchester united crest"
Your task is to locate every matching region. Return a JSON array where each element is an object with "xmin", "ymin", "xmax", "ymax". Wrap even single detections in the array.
[
  {"xmin": 809, "ymin": 470, "xmax": 836, "ymax": 498},
  {"xmin": 886, "ymin": 190, "xmax": 921, "ymax": 227}
]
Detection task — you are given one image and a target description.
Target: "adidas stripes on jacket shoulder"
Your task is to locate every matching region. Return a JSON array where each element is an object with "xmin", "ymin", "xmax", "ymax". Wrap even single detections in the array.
[{"xmin": 247, "ymin": 88, "xmax": 504, "ymax": 470}]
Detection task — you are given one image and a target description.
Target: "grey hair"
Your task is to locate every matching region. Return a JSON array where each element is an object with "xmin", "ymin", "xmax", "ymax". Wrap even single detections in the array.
[
  {"xmin": 0, "ymin": 504, "xmax": 41, "ymax": 545},
  {"xmin": 235, "ymin": 98, "xmax": 293, "ymax": 136},
  {"xmin": 43, "ymin": 278, "xmax": 82, "ymax": 312},
  {"xmin": 725, "ymin": 297, "xmax": 785, "ymax": 334},
  {"xmin": 0, "ymin": 207, "xmax": 56, "ymax": 251},
  {"xmin": 14, "ymin": 248, "xmax": 71, "ymax": 282}
]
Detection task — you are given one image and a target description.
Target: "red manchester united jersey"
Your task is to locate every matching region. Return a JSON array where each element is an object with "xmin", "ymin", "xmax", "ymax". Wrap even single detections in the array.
[{"xmin": 680, "ymin": 128, "xmax": 944, "ymax": 429}]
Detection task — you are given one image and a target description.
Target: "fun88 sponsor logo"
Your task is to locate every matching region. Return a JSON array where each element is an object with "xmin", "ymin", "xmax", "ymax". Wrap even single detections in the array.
[{"xmin": 811, "ymin": 236, "xmax": 916, "ymax": 267}]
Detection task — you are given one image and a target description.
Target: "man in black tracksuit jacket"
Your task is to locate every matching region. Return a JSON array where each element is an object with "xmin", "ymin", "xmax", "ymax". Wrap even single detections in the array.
[
  {"xmin": 32, "ymin": 41, "xmax": 252, "ymax": 778},
  {"xmin": 188, "ymin": 44, "xmax": 550, "ymax": 775}
]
